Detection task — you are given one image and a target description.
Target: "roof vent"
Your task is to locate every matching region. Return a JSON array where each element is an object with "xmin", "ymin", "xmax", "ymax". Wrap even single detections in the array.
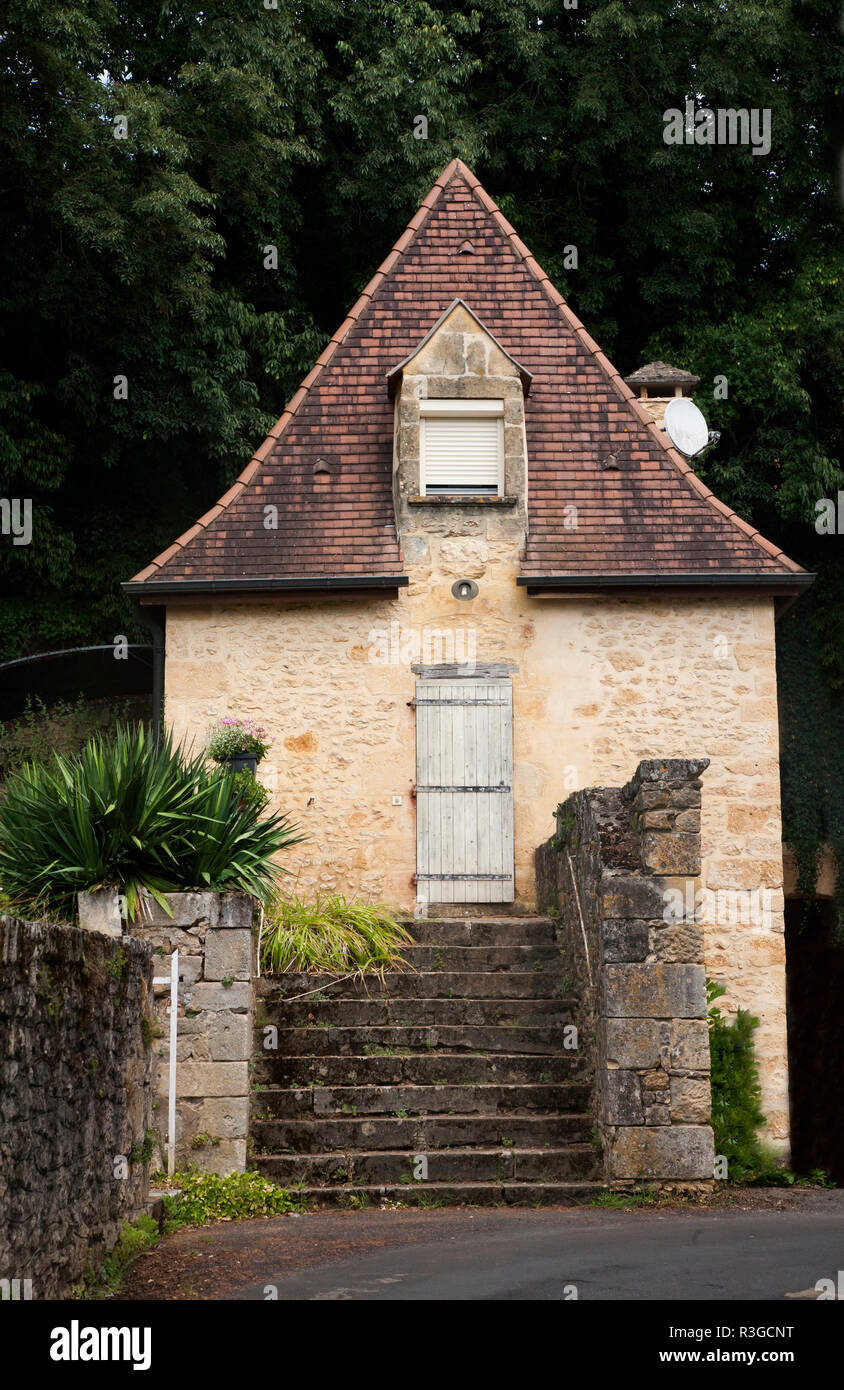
[
  {"xmin": 601, "ymin": 453, "xmax": 619, "ymax": 471},
  {"xmin": 313, "ymin": 458, "xmax": 333, "ymax": 488},
  {"xmin": 457, "ymin": 239, "xmax": 476, "ymax": 255}
]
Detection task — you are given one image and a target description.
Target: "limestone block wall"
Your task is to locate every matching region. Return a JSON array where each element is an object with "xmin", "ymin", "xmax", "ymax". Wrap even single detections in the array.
[
  {"xmin": 162, "ymin": 575, "xmax": 787, "ymax": 1148},
  {"xmin": 0, "ymin": 916, "xmax": 153, "ymax": 1299},
  {"xmin": 130, "ymin": 892, "xmax": 255, "ymax": 1175},
  {"xmin": 536, "ymin": 759, "xmax": 715, "ymax": 1186}
]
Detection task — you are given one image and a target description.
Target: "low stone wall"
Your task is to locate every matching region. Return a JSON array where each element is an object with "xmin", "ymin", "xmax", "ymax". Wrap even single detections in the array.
[
  {"xmin": 536, "ymin": 758, "xmax": 715, "ymax": 1186},
  {"xmin": 128, "ymin": 892, "xmax": 255, "ymax": 1174},
  {"xmin": 0, "ymin": 916, "xmax": 153, "ymax": 1299}
]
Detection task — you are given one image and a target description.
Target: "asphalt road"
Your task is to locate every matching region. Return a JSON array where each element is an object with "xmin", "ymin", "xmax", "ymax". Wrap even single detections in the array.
[
  {"xmin": 124, "ymin": 1190, "xmax": 844, "ymax": 1301},
  {"xmin": 238, "ymin": 1206, "xmax": 844, "ymax": 1301}
]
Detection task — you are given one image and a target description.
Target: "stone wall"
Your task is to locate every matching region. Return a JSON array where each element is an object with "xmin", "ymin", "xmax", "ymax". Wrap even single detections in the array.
[
  {"xmin": 129, "ymin": 892, "xmax": 255, "ymax": 1175},
  {"xmin": 536, "ymin": 759, "xmax": 715, "ymax": 1186},
  {"xmin": 162, "ymin": 582, "xmax": 787, "ymax": 1149},
  {"xmin": 0, "ymin": 916, "xmax": 153, "ymax": 1299}
]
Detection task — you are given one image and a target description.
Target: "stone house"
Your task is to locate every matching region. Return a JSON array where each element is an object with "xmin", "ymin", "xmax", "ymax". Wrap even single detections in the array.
[{"xmin": 125, "ymin": 159, "xmax": 811, "ymax": 1152}]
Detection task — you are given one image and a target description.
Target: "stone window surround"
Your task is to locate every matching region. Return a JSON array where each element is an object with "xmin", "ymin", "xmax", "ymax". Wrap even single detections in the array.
[
  {"xmin": 391, "ymin": 301, "xmax": 530, "ymax": 530},
  {"xmin": 396, "ymin": 377, "xmax": 527, "ymax": 506}
]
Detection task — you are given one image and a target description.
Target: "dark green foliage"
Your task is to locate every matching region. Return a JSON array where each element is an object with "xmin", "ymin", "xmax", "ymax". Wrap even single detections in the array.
[
  {"xmin": 0, "ymin": 723, "xmax": 304, "ymax": 919},
  {"xmin": 0, "ymin": 0, "xmax": 325, "ymax": 656},
  {"xmin": 552, "ymin": 808, "xmax": 576, "ymax": 850},
  {"xmin": 107, "ymin": 946, "xmax": 126, "ymax": 979},
  {"xmin": 2, "ymin": 2, "xmax": 844, "ymax": 890},
  {"xmin": 707, "ymin": 979, "xmax": 791, "ymax": 1185},
  {"xmin": 707, "ymin": 979, "xmax": 767, "ymax": 1182},
  {"xmin": 777, "ymin": 600, "xmax": 844, "ymax": 937},
  {"xmin": 2, "ymin": 0, "xmax": 842, "ymax": 659},
  {"xmin": 0, "ymin": 696, "xmax": 149, "ymax": 781}
]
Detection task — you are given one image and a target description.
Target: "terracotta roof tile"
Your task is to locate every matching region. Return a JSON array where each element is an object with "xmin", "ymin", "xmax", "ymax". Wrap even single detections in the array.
[{"xmin": 128, "ymin": 159, "xmax": 805, "ymax": 589}]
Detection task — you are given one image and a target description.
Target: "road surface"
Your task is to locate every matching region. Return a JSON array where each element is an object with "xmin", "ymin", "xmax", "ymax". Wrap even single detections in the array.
[{"xmin": 122, "ymin": 1189, "xmax": 844, "ymax": 1301}]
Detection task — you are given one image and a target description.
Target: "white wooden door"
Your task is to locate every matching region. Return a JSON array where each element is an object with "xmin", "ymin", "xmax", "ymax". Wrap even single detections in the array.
[{"xmin": 415, "ymin": 678, "xmax": 514, "ymax": 904}]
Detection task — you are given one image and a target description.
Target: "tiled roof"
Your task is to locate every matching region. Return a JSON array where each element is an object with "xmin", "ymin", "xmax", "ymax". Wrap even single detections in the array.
[
  {"xmin": 624, "ymin": 361, "xmax": 701, "ymax": 388},
  {"xmin": 127, "ymin": 160, "xmax": 806, "ymax": 591}
]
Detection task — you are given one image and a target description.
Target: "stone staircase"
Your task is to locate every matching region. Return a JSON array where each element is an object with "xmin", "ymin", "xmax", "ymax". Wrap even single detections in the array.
[{"xmin": 249, "ymin": 916, "xmax": 604, "ymax": 1206}]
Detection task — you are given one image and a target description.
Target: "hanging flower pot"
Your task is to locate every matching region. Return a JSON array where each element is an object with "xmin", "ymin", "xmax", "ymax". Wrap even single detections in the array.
[{"xmin": 207, "ymin": 717, "xmax": 271, "ymax": 778}]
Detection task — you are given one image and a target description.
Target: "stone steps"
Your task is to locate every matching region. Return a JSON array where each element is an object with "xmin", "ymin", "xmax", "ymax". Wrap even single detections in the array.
[
  {"xmin": 261, "ymin": 970, "xmax": 569, "ymax": 999},
  {"xmin": 249, "ymin": 916, "xmax": 602, "ymax": 1207},
  {"xmin": 253, "ymin": 1144, "xmax": 599, "ymax": 1185},
  {"xmin": 425, "ymin": 903, "xmax": 547, "ymax": 920},
  {"xmin": 259, "ymin": 997, "xmax": 574, "ymax": 1027},
  {"xmin": 254, "ymin": 1024, "xmax": 570, "ymax": 1057},
  {"xmin": 404, "ymin": 918, "xmax": 556, "ymax": 945},
  {"xmin": 263, "ymin": 1053, "xmax": 585, "ymax": 1086},
  {"xmin": 254, "ymin": 1081, "xmax": 591, "ymax": 1117},
  {"xmin": 396, "ymin": 945, "xmax": 562, "ymax": 970},
  {"xmin": 261, "ymin": 1181, "xmax": 605, "ymax": 1209},
  {"xmin": 252, "ymin": 1113, "xmax": 592, "ymax": 1152}
]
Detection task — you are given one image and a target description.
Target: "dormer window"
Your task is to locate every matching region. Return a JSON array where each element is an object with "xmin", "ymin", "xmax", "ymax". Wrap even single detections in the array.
[{"xmin": 419, "ymin": 399, "xmax": 504, "ymax": 497}]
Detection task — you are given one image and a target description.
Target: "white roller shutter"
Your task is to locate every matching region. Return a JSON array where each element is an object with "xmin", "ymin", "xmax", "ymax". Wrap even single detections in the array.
[{"xmin": 420, "ymin": 405, "xmax": 503, "ymax": 494}]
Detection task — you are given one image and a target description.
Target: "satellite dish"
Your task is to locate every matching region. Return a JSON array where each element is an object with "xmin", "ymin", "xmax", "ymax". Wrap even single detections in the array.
[{"xmin": 664, "ymin": 397, "xmax": 710, "ymax": 458}]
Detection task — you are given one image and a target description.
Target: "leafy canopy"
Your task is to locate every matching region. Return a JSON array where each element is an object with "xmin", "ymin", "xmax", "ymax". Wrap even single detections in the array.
[{"xmin": 2, "ymin": 0, "xmax": 843, "ymax": 891}]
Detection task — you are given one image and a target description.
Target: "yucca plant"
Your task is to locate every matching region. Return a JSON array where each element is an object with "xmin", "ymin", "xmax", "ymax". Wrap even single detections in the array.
[
  {"xmin": 176, "ymin": 770, "xmax": 302, "ymax": 899},
  {"xmin": 260, "ymin": 892, "xmax": 414, "ymax": 979},
  {"xmin": 0, "ymin": 724, "xmax": 303, "ymax": 921}
]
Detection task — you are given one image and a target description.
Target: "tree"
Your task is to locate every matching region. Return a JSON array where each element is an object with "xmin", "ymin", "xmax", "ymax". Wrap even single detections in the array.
[{"xmin": 2, "ymin": 2, "xmax": 843, "ymax": 894}]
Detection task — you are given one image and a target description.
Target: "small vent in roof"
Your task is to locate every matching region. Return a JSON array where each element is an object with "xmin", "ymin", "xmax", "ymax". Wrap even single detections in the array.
[{"xmin": 457, "ymin": 239, "xmax": 476, "ymax": 255}]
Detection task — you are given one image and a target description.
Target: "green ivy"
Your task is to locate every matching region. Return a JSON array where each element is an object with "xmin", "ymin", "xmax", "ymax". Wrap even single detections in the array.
[
  {"xmin": 777, "ymin": 598, "xmax": 844, "ymax": 941},
  {"xmin": 705, "ymin": 979, "xmax": 829, "ymax": 1187},
  {"xmin": 707, "ymin": 979, "xmax": 774, "ymax": 1183}
]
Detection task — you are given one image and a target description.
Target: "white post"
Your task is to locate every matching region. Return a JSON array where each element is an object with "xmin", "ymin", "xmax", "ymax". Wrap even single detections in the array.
[
  {"xmin": 167, "ymin": 948, "xmax": 178, "ymax": 1178},
  {"xmin": 152, "ymin": 947, "xmax": 179, "ymax": 1179}
]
